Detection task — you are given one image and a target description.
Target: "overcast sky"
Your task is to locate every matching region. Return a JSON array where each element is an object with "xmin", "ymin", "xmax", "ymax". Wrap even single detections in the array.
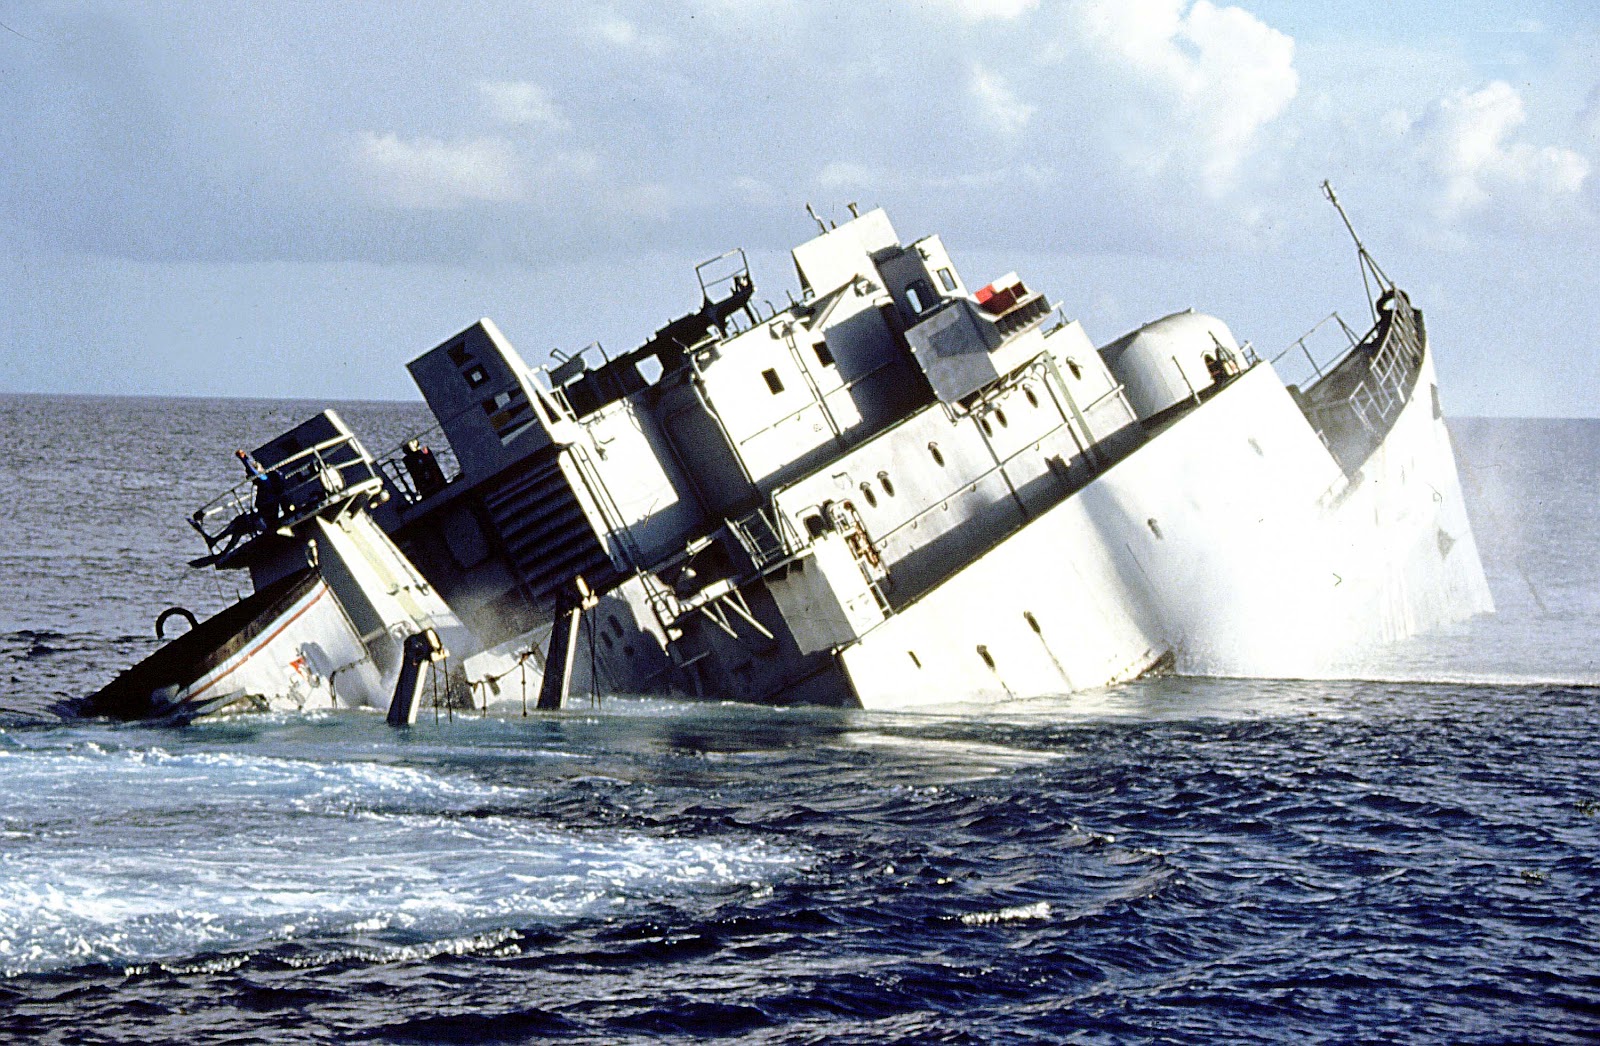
[{"xmin": 2, "ymin": 1, "xmax": 1597, "ymax": 415}]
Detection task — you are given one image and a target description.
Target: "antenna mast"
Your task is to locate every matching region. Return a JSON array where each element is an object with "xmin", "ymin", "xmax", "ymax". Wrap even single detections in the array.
[{"xmin": 1322, "ymin": 180, "xmax": 1391, "ymax": 323}]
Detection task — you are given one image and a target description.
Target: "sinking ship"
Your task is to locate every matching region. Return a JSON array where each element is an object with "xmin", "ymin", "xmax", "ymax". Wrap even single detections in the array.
[{"xmin": 88, "ymin": 188, "xmax": 1492, "ymax": 721}]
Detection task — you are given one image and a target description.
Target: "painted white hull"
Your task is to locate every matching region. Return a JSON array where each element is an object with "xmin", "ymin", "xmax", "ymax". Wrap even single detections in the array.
[
  {"xmin": 96, "ymin": 510, "xmax": 482, "ymax": 721},
  {"xmin": 838, "ymin": 352, "xmax": 1492, "ymax": 708},
  {"xmin": 164, "ymin": 578, "xmax": 387, "ymax": 716}
]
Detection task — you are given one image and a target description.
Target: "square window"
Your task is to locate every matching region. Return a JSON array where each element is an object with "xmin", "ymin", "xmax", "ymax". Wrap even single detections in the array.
[
  {"xmin": 813, "ymin": 341, "xmax": 835, "ymax": 367},
  {"xmin": 464, "ymin": 365, "xmax": 489, "ymax": 388},
  {"xmin": 762, "ymin": 368, "xmax": 784, "ymax": 394}
]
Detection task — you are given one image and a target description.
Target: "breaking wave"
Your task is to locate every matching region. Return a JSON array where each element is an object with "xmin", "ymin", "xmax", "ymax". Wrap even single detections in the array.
[{"xmin": 0, "ymin": 729, "xmax": 804, "ymax": 976}]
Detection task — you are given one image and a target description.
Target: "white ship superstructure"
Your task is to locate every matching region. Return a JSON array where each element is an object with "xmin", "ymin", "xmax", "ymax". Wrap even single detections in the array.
[
  {"xmin": 90, "ymin": 412, "xmax": 474, "ymax": 720},
  {"xmin": 364, "ymin": 202, "xmax": 1489, "ymax": 711},
  {"xmin": 91, "ymin": 194, "xmax": 1492, "ymax": 720}
]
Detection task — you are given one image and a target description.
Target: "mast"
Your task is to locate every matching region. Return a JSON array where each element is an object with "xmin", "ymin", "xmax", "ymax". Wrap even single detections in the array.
[{"xmin": 1322, "ymin": 180, "xmax": 1392, "ymax": 323}]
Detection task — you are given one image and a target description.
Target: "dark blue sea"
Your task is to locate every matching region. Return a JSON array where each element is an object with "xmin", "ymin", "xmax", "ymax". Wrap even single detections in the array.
[{"xmin": 0, "ymin": 394, "xmax": 1596, "ymax": 1044}]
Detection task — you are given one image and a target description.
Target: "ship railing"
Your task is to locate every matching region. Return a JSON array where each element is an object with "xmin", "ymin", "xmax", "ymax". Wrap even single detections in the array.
[
  {"xmin": 729, "ymin": 505, "xmax": 801, "ymax": 571},
  {"xmin": 191, "ymin": 433, "xmax": 384, "ymax": 554},
  {"xmin": 1325, "ymin": 291, "xmax": 1423, "ymax": 439},
  {"xmin": 1272, "ymin": 312, "xmax": 1363, "ymax": 387},
  {"xmin": 697, "ymin": 249, "xmax": 754, "ymax": 336},
  {"xmin": 374, "ymin": 424, "xmax": 463, "ymax": 506}
]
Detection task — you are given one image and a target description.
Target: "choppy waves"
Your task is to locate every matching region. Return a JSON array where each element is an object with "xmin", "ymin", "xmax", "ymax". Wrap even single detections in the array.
[
  {"xmin": 0, "ymin": 725, "xmax": 805, "ymax": 979},
  {"xmin": 0, "ymin": 686, "xmax": 1595, "ymax": 1043}
]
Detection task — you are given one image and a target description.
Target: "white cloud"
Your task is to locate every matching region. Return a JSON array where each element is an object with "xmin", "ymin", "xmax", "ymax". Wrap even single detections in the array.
[
  {"xmin": 970, "ymin": 65, "xmax": 1035, "ymax": 135},
  {"xmin": 354, "ymin": 133, "xmax": 525, "ymax": 209},
  {"xmin": 930, "ymin": 0, "xmax": 1040, "ymax": 20},
  {"xmin": 478, "ymin": 80, "xmax": 567, "ymax": 128},
  {"xmin": 1068, "ymin": 0, "xmax": 1298, "ymax": 192},
  {"xmin": 587, "ymin": 12, "xmax": 672, "ymax": 54},
  {"xmin": 1413, "ymin": 81, "xmax": 1589, "ymax": 219},
  {"xmin": 816, "ymin": 161, "xmax": 880, "ymax": 190},
  {"xmin": 1580, "ymin": 82, "xmax": 1600, "ymax": 143}
]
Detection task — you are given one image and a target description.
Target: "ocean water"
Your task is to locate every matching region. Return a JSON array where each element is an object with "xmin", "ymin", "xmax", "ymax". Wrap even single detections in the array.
[{"xmin": 0, "ymin": 394, "xmax": 1596, "ymax": 1044}]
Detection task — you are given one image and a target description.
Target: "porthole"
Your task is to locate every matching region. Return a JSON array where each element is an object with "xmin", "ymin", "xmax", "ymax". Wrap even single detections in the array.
[
  {"xmin": 995, "ymin": 408, "xmax": 1008, "ymax": 428},
  {"xmin": 860, "ymin": 482, "xmax": 878, "ymax": 508},
  {"xmin": 608, "ymin": 614, "xmax": 625, "ymax": 638},
  {"xmin": 929, "ymin": 442, "xmax": 945, "ymax": 467},
  {"xmin": 601, "ymin": 632, "xmax": 615, "ymax": 650},
  {"xmin": 1024, "ymin": 385, "xmax": 1039, "ymax": 408},
  {"xmin": 977, "ymin": 644, "xmax": 996, "ymax": 669},
  {"xmin": 878, "ymin": 471, "xmax": 895, "ymax": 497},
  {"xmin": 979, "ymin": 417, "xmax": 992, "ymax": 437},
  {"xmin": 1024, "ymin": 610, "xmax": 1041, "ymax": 634}
]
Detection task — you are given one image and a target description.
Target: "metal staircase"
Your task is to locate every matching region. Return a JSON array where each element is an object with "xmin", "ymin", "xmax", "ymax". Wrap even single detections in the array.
[{"xmin": 482, "ymin": 451, "xmax": 621, "ymax": 604}]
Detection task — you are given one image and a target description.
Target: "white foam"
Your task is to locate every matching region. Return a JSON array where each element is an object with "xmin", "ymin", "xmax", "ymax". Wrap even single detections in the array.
[
  {"xmin": 0, "ymin": 738, "xmax": 806, "ymax": 976},
  {"xmin": 959, "ymin": 901, "xmax": 1051, "ymax": 925}
]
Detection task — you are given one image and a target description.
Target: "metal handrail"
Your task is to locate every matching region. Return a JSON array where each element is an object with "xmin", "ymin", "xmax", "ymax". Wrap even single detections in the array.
[
  {"xmin": 1312, "ymin": 292, "xmax": 1422, "ymax": 439},
  {"xmin": 1273, "ymin": 312, "xmax": 1360, "ymax": 385},
  {"xmin": 730, "ymin": 505, "xmax": 803, "ymax": 570},
  {"xmin": 191, "ymin": 433, "xmax": 380, "ymax": 552},
  {"xmin": 373, "ymin": 424, "xmax": 462, "ymax": 506}
]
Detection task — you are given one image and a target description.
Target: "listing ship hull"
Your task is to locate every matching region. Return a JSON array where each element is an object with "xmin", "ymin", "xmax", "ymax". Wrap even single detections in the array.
[
  {"xmin": 89, "ymin": 571, "xmax": 373, "ymax": 720},
  {"xmin": 87, "ymin": 413, "xmax": 478, "ymax": 722},
  {"xmin": 839, "ymin": 348, "xmax": 1491, "ymax": 708},
  {"xmin": 90, "ymin": 199, "xmax": 1492, "ymax": 720}
]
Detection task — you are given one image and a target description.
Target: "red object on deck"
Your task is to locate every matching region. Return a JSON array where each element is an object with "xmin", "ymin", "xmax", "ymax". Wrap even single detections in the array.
[{"xmin": 976, "ymin": 281, "xmax": 1023, "ymax": 315}]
